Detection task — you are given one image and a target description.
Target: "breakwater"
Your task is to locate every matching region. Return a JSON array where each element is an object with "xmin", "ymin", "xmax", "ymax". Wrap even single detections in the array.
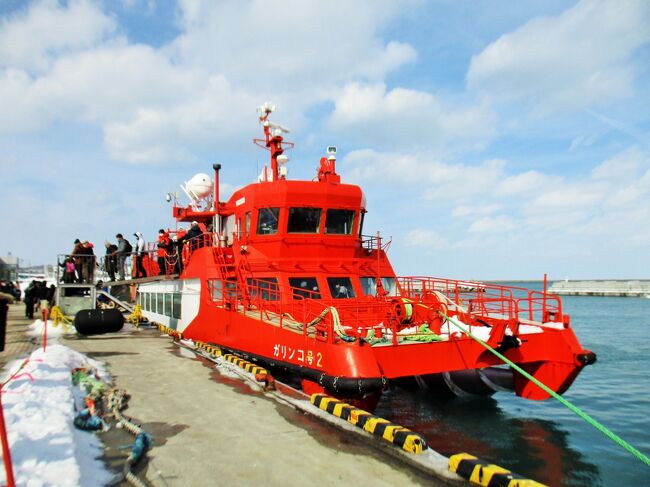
[{"xmin": 548, "ymin": 280, "xmax": 650, "ymax": 297}]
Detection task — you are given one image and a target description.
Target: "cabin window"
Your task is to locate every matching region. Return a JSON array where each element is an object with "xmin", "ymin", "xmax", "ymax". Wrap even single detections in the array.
[
  {"xmin": 327, "ymin": 277, "xmax": 355, "ymax": 299},
  {"xmin": 164, "ymin": 293, "xmax": 172, "ymax": 316},
  {"xmin": 247, "ymin": 278, "xmax": 279, "ymax": 301},
  {"xmin": 287, "ymin": 207, "xmax": 322, "ymax": 233},
  {"xmin": 360, "ymin": 277, "xmax": 398, "ymax": 296},
  {"xmin": 209, "ymin": 279, "xmax": 223, "ymax": 301},
  {"xmin": 325, "ymin": 209, "xmax": 355, "ymax": 235},
  {"xmin": 245, "ymin": 212, "xmax": 251, "ymax": 237},
  {"xmin": 172, "ymin": 293, "xmax": 182, "ymax": 319},
  {"xmin": 358, "ymin": 211, "xmax": 366, "ymax": 237},
  {"xmin": 289, "ymin": 277, "xmax": 321, "ymax": 299},
  {"xmin": 157, "ymin": 293, "xmax": 164, "ymax": 314},
  {"xmin": 257, "ymin": 207, "xmax": 280, "ymax": 235}
]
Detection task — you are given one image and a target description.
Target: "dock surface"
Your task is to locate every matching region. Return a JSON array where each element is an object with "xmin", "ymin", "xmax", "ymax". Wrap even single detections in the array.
[
  {"xmin": 548, "ymin": 279, "xmax": 650, "ymax": 297},
  {"xmin": 2, "ymin": 304, "xmax": 444, "ymax": 486}
]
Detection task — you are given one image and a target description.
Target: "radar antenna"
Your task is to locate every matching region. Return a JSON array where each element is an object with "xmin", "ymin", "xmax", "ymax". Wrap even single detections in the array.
[{"xmin": 253, "ymin": 102, "xmax": 294, "ymax": 181}]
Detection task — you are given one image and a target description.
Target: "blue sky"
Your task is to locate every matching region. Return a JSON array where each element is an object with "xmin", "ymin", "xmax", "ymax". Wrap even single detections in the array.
[{"xmin": 1, "ymin": 0, "xmax": 649, "ymax": 279}]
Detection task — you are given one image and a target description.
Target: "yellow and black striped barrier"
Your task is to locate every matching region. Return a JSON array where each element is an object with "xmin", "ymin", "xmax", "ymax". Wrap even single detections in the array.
[
  {"xmin": 449, "ymin": 453, "xmax": 547, "ymax": 487},
  {"xmin": 194, "ymin": 340, "xmax": 223, "ymax": 357},
  {"xmin": 310, "ymin": 393, "xmax": 428, "ymax": 454},
  {"xmin": 156, "ymin": 324, "xmax": 183, "ymax": 340},
  {"xmin": 222, "ymin": 353, "xmax": 268, "ymax": 377}
]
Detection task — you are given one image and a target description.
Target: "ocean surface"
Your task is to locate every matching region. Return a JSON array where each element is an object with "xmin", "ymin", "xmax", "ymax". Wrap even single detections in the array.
[{"xmin": 375, "ymin": 282, "xmax": 650, "ymax": 486}]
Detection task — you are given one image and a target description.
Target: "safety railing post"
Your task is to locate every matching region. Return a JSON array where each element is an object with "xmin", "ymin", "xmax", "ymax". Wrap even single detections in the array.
[
  {"xmin": 41, "ymin": 307, "xmax": 49, "ymax": 353},
  {"xmin": 0, "ymin": 392, "xmax": 15, "ymax": 487}
]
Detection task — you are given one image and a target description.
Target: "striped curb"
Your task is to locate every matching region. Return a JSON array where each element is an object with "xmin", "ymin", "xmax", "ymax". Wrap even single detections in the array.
[
  {"xmin": 449, "ymin": 453, "xmax": 547, "ymax": 487},
  {"xmin": 310, "ymin": 393, "xmax": 428, "ymax": 454}
]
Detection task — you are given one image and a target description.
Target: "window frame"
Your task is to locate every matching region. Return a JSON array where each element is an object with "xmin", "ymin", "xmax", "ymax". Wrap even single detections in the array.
[{"xmin": 287, "ymin": 207, "xmax": 322, "ymax": 234}]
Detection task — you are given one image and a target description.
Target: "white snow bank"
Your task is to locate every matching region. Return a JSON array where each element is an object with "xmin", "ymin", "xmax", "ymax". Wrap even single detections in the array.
[{"xmin": 0, "ymin": 328, "xmax": 113, "ymax": 486}]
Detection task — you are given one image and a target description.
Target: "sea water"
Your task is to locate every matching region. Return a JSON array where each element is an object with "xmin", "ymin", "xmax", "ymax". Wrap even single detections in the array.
[{"xmin": 376, "ymin": 282, "xmax": 650, "ymax": 486}]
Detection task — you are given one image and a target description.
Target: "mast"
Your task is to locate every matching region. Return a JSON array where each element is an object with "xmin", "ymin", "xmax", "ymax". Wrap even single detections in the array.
[{"xmin": 255, "ymin": 103, "xmax": 292, "ymax": 181}]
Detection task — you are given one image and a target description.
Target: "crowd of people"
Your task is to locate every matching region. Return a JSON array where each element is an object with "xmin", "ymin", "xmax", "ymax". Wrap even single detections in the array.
[
  {"xmin": 0, "ymin": 280, "xmax": 20, "ymax": 301},
  {"xmin": 62, "ymin": 221, "xmax": 205, "ymax": 284},
  {"xmin": 23, "ymin": 280, "xmax": 56, "ymax": 319}
]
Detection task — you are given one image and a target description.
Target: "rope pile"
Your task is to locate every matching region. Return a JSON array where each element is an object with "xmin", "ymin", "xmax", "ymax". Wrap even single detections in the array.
[
  {"xmin": 126, "ymin": 305, "xmax": 145, "ymax": 327},
  {"xmin": 72, "ymin": 367, "xmax": 153, "ymax": 486},
  {"xmin": 50, "ymin": 305, "xmax": 73, "ymax": 332}
]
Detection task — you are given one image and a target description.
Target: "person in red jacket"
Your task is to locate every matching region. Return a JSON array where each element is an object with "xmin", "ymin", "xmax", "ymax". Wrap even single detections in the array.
[{"xmin": 157, "ymin": 229, "xmax": 170, "ymax": 275}]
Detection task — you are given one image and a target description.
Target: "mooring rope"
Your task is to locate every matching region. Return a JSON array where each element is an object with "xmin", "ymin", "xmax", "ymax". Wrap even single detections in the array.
[{"xmin": 441, "ymin": 311, "xmax": 650, "ymax": 468}]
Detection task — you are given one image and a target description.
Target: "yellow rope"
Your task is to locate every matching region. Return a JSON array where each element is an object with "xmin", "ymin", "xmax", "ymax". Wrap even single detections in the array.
[
  {"xmin": 50, "ymin": 305, "xmax": 72, "ymax": 332},
  {"xmin": 126, "ymin": 304, "xmax": 144, "ymax": 327}
]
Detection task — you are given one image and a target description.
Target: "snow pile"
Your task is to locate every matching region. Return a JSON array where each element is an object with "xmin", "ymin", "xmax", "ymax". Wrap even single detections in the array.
[{"xmin": 0, "ymin": 323, "xmax": 113, "ymax": 487}]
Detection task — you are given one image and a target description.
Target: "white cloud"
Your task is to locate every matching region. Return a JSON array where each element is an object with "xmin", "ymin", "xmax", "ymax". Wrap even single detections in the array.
[
  {"xmin": 0, "ymin": 0, "xmax": 116, "ymax": 73},
  {"xmin": 172, "ymin": 0, "xmax": 418, "ymax": 89},
  {"xmin": 467, "ymin": 0, "xmax": 650, "ymax": 113},
  {"xmin": 0, "ymin": 0, "xmax": 424, "ymax": 163},
  {"xmin": 452, "ymin": 204, "xmax": 501, "ymax": 218},
  {"xmin": 342, "ymin": 150, "xmax": 506, "ymax": 202},
  {"xmin": 404, "ymin": 229, "xmax": 447, "ymax": 249},
  {"xmin": 591, "ymin": 146, "xmax": 648, "ymax": 180},
  {"xmin": 496, "ymin": 170, "xmax": 559, "ymax": 196},
  {"xmin": 0, "ymin": 43, "xmax": 198, "ymax": 134},
  {"xmin": 468, "ymin": 215, "xmax": 516, "ymax": 234},
  {"xmin": 328, "ymin": 82, "xmax": 494, "ymax": 150}
]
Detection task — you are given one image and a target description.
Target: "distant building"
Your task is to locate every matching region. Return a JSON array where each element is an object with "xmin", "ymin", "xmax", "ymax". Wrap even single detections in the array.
[{"xmin": 0, "ymin": 253, "xmax": 19, "ymax": 281}]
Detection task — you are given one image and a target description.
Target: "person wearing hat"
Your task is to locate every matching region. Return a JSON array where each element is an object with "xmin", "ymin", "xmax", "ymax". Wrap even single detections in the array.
[
  {"xmin": 80, "ymin": 240, "xmax": 95, "ymax": 283},
  {"xmin": 157, "ymin": 229, "xmax": 171, "ymax": 275},
  {"xmin": 70, "ymin": 238, "xmax": 85, "ymax": 282},
  {"xmin": 186, "ymin": 221, "xmax": 203, "ymax": 250},
  {"xmin": 113, "ymin": 233, "xmax": 132, "ymax": 280},
  {"xmin": 104, "ymin": 240, "xmax": 118, "ymax": 281},
  {"xmin": 133, "ymin": 232, "xmax": 147, "ymax": 278}
]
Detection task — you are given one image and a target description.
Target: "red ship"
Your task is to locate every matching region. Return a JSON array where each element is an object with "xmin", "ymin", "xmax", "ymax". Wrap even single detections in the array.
[{"xmin": 136, "ymin": 103, "xmax": 596, "ymax": 408}]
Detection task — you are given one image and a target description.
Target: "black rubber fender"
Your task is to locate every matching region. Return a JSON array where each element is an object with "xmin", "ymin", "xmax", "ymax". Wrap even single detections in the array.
[{"xmin": 74, "ymin": 308, "xmax": 124, "ymax": 335}]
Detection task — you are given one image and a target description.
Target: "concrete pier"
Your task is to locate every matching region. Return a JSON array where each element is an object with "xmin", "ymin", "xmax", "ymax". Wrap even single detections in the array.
[
  {"xmin": 548, "ymin": 280, "xmax": 650, "ymax": 297},
  {"xmin": 2, "ymin": 304, "xmax": 451, "ymax": 487}
]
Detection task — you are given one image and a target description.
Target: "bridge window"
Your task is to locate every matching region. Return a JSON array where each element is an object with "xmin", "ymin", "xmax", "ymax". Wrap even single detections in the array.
[
  {"xmin": 289, "ymin": 277, "xmax": 321, "ymax": 299},
  {"xmin": 360, "ymin": 277, "xmax": 398, "ymax": 296},
  {"xmin": 257, "ymin": 207, "xmax": 280, "ymax": 235},
  {"xmin": 325, "ymin": 209, "xmax": 355, "ymax": 235},
  {"xmin": 288, "ymin": 208, "xmax": 321, "ymax": 233},
  {"xmin": 327, "ymin": 277, "xmax": 355, "ymax": 299}
]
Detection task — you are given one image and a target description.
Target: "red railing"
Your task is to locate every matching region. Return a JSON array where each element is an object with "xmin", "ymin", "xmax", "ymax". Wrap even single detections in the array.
[{"xmin": 397, "ymin": 276, "xmax": 563, "ymax": 324}]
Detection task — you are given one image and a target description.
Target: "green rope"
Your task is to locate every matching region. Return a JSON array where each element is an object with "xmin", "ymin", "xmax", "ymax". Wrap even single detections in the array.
[{"xmin": 442, "ymin": 312, "xmax": 650, "ymax": 468}]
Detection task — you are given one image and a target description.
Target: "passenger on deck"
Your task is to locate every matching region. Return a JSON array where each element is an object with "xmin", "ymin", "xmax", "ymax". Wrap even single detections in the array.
[
  {"xmin": 114, "ymin": 234, "xmax": 130, "ymax": 280},
  {"xmin": 157, "ymin": 229, "xmax": 170, "ymax": 275},
  {"xmin": 71, "ymin": 238, "xmax": 84, "ymax": 282},
  {"xmin": 104, "ymin": 241, "xmax": 118, "ymax": 281},
  {"xmin": 181, "ymin": 221, "xmax": 203, "ymax": 251},
  {"xmin": 80, "ymin": 241, "xmax": 95, "ymax": 283},
  {"xmin": 133, "ymin": 232, "xmax": 147, "ymax": 278},
  {"xmin": 60, "ymin": 256, "xmax": 76, "ymax": 284}
]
